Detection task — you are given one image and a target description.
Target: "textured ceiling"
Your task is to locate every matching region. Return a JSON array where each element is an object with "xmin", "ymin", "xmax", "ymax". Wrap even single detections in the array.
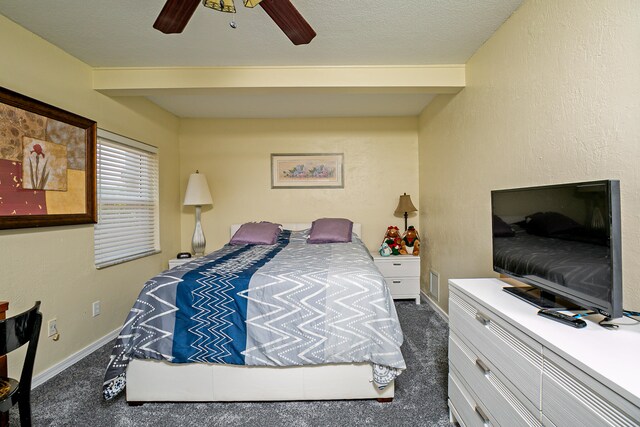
[{"xmin": 0, "ymin": 0, "xmax": 524, "ymax": 117}]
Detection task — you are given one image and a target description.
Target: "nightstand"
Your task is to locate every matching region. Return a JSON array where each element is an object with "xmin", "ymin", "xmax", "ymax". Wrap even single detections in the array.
[
  {"xmin": 168, "ymin": 258, "xmax": 192, "ymax": 269},
  {"xmin": 371, "ymin": 253, "xmax": 421, "ymax": 304}
]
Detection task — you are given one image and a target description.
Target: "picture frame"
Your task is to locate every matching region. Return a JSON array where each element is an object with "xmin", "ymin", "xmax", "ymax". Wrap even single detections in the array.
[
  {"xmin": 271, "ymin": 153, "xmax": 344, "ymax": 189},
  {"xmin": 0, "ymin": 87, "xmax": 97, "ymax": 230}
]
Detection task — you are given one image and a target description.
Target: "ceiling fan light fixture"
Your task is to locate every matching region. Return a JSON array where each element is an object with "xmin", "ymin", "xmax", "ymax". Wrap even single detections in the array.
[
  {"xmin": 154, "ymin": 0, "xmax": 315, "ymax": 45},
  {"xmin": 202, "ymin": 0, "xmax": 236, "ymax": 13}
]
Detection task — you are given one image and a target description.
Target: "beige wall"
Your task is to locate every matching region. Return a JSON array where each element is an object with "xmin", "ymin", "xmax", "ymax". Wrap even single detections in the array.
[
  {"xmin": 418, "ymin": 0, "xmax": 640, "ymax": 312},
  {"xmin": 179, "ymin": 117, "xmax": 419, "ymax": 252},
  {"xmin": 0, "ymin": 16, "xmax": 181, "ymax": 377}
]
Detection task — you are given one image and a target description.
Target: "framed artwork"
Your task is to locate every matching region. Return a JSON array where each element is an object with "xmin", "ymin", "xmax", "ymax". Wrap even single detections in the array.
[
  {"xmin": 271, "ymin": 153, "xmax": 344, "ymax": 189},
  {"xmin": 0, "ymin": 87, "xmax": 97, "ymax": 229}
]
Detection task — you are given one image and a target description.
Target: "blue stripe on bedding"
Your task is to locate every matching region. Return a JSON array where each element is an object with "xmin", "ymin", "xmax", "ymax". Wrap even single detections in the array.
[{"xmin": 172, "ymin": 231, "xmax": 291, "ymax": 364}]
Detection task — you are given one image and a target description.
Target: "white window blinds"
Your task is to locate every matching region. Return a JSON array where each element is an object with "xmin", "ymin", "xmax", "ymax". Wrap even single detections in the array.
[{"xmin": 95, "ymin": 130, "xmax": 159, "ymax": 269}]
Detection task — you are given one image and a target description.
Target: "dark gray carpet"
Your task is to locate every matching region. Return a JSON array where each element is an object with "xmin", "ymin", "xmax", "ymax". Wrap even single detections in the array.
[{"xmin": 11, "ymin": 301, "xmax": 449, "ymax": 426}]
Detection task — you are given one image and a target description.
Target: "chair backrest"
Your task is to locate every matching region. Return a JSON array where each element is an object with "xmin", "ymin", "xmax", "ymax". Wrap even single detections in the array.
[{"xmin": 0, "ymin": 302, "xmax": 42, "ymax": 357}]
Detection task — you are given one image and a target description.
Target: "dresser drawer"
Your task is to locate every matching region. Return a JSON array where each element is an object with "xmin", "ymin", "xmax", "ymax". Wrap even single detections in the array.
[
  {"xmin": 449, "ymin": 371, "xmax": 497, "ymax": 427},
  {"xmin": 542, "ymin": 349, "xmax": 640, "ymax": 427},
  {"xmin": 449, "ymin": 289, "xmax": 543, "ymax": 409},
  {"xmin": 374, "ymin": 257, "xmax": 420, "ymax": 277},
  {"xmin": 449, "ymin": 332, "xmax": 542, "ymax": 427},
  {"xmin": 384, "ymin": 277, "xmax": 419, "ymax": 297}
]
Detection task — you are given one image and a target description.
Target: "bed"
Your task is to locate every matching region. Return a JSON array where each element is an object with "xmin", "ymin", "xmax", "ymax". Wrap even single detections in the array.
[
  {"xmin": 103, "ymin": 222, "xmax": 405, "ymax": 404},
  {"xmin": 493, "ymin": 226, "xmax": 611, "ymax": 300}
]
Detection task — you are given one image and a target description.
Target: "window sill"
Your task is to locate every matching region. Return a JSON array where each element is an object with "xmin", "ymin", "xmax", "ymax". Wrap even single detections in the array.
[{"xmin": 95, "ymin": 249, "xmax": 161, "ymax": 270}]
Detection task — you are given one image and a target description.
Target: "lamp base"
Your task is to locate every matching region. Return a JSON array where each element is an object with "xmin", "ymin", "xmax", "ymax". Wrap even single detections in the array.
[{"xmin": 192, "ymin": 206, "xmax": 206, "ymax": 256}]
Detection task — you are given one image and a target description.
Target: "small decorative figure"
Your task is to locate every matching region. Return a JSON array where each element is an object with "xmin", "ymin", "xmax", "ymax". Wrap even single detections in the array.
[
  {"xmin": 379, "ymin": 241, "xmax": 392, "ymax": 257},
  {"xmin": 401, "ymin": 226, "xmax": 420, "ymax": 256},
  {"xmin": 381, "ymin": 226, "xmax": 407, "ymax": 256}
]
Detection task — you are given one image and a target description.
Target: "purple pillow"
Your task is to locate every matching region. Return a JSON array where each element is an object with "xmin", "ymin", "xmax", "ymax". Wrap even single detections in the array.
[
  {"xmin": 230, "ymin": 222, "xmax": 282, "ymax": 245},
  {"xmin": 308, "ymin": 218, "xmax": 353, "ymax": 244}
]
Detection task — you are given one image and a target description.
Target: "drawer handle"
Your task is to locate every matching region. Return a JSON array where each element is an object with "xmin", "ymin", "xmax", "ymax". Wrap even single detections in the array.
[
  {"xmin": 474, "ymin": 405, "xmax": 491, "ymax": 426},
  {"xmin": 475, "ymin": 359, "xmax": 490, "ymax": 375},
  {"xmin": 475, "ymin": 312, "xmax": 491, "ymax": 326},
  {"xmin": 393, "ymin": 263, "xmax": 402, "ymax": 266},
  {"xmin": 392, "ymin": 280, "xmax": 402, "ymax": 284}
]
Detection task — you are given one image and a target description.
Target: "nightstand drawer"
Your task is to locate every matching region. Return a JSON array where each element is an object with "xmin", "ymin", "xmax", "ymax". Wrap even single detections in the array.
[
  {"xmin": 375, "ymin": 257, "xmax": 420, "ymax": 277},
  {"xmin": 384, "ymin": 277, "xmax": 419, "ymax": 297}
]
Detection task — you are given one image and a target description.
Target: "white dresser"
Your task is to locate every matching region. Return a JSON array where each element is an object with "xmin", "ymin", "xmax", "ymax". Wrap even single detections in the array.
[
  {"xmin": 371, "ymin": 253, "xmax": 420, "ymax": 304},
  {"xmin": 448, "ymin": 278, "xmax": 640, "ymax": 427}
]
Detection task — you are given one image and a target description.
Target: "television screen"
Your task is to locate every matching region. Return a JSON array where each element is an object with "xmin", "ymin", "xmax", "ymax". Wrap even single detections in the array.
[{"xmin": 492, "ymin": 180, "xmax": 622, "ymax": 318}]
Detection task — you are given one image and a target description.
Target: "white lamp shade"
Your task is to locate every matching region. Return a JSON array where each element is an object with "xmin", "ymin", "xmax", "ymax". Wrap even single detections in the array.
[{"xmin": 184, "ymin": 173, "xmax": 213, "ymax": 206}]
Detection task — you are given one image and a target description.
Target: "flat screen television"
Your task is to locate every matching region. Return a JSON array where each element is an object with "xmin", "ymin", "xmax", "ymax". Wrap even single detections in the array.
[{"xmin": 491, "ymin": 180, "xmax": 622, "ymax": 318}]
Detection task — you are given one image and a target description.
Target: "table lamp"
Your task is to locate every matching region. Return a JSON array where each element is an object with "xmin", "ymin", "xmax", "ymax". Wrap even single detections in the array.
[
  {"xmin": 183, "ymin": 170, "xmax": 213, "ymax": 256},
  {"xmin": 395, "ymin": 193, "xmax": 417, "ymax": 231}
]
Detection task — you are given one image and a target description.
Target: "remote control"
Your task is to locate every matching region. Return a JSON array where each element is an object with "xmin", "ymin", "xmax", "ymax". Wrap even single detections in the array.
[{"xmin": 537, "ymin": 310, "xmax": 587, "ymax": 328}]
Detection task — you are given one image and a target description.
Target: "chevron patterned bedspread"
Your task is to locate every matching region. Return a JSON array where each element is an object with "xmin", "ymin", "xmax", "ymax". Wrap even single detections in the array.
[{"xmin": 103, "ymin": 229, "xmax": 405, "ymax": 400}]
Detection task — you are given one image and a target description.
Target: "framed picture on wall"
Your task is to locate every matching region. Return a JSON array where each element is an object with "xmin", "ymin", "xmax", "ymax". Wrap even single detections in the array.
[
  {"xmin": 0, "ymin": 86, "xmax": 97, "ymax": 230},
  {"xmin": 271, "ymin": 153, "xmax": 344, "ymax": 189}
]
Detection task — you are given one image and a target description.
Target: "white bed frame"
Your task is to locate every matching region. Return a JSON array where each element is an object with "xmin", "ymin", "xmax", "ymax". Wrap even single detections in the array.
[{"xmin": 126, "ymin": 223, "xmax": 395, "ymax": 404}]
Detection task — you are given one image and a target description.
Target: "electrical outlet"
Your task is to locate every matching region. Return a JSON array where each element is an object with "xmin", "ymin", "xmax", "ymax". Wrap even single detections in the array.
[
  {"xmin": 92, "ymin": 301, "xmax": 101, "ymax": 317},
  {"xmin": 47, "ymin": 318, "xmax": 57, "ymax": 337}
]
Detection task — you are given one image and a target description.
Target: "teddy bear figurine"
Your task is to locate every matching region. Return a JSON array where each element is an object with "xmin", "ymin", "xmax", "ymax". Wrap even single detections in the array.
[
  {"xmin": 381, "ymin": 226, "xmax": 406, "ymax": 256},
  {"xmin": 379, "ymin": 241, "xmax": 392, "ymax": 257},
  {"xmin": 401, "ymin": 226, "xmax": 420, "ymax": 256}
]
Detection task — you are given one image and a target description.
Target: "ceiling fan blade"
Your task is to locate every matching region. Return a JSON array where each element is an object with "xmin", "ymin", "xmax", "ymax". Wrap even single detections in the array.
[
  {"xmin": 153, "ymin": 0, "xmax": 201, "ymax": 34},
  {"xmin": 259, "ymin": 0, "xmax": 316, "ymax": 45}
]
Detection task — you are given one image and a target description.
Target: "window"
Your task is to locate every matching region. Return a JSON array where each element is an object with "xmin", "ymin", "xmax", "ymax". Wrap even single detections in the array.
[{"xmin": 94, "ymin": 130, "xmax": 159, "ymax": 268}]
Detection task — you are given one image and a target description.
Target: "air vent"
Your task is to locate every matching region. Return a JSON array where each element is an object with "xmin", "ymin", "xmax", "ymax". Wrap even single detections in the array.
[{"xmin": 429, "ymin": 270, "xmax": 439, "ymax": 301}]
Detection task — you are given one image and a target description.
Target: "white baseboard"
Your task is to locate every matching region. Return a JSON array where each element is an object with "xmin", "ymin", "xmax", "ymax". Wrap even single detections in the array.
[
  {"xmin": 421, "ymin": 290, "xmax": 449, "ymax": 323},
  {"xmin": 32, "ymin": 327, "xmax": 120, "ymax": 389}
]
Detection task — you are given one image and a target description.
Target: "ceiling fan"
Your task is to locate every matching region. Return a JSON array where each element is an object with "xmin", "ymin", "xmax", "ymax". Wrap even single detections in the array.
[{"xmin": 153, "ymin": 0, "xmax": 316, "ymax": 45}]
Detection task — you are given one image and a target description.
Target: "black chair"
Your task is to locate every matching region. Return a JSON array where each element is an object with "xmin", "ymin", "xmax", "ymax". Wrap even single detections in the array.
[{"xmin": 0, "ymin": 302, "xmax": 42, "ymax": 426}]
